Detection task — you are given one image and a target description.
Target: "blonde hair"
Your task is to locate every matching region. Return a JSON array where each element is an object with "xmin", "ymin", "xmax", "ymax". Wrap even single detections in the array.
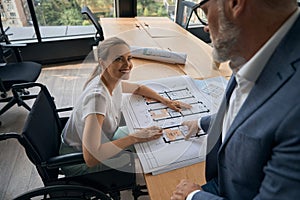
[{"xmin": 84, "ymin": 37, "xmax": 129, "ymax": 89}]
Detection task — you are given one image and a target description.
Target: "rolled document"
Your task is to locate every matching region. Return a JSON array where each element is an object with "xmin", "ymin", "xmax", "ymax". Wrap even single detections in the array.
[{"xmin": 130, "ymin": 46, "xmax": 187, "ymax": 64}]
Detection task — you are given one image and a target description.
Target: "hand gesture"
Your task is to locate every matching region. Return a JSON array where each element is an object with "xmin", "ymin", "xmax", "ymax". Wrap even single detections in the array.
[
  {"xmin": 182, "ymin": 120, "xmax": 200, "ymax": 140},
  {"xmin": 132, "ymin": 126, "xmax": 163, "ymax": 143},
  {"xmin": 165, "ymin": 99, "xmax": 192, "ymax": 112},
  {"xmin": 171, "ymin": 179, "xmax": 201, "ymax": 200}
]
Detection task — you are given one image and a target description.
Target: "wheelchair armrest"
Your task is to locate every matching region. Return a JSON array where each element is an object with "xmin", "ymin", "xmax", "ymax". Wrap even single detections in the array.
[
  {"xmin": 0, "ymin": 132, "xmax": 21, "ymax": 141},
  {"xmin": 44, "ymin": 152, "xmax": 84, "ymax": 169},
  {"xmin": 56, "ymin": 107, "xmax": 73, "ymax": 112},
  {"xmin": 12, "ymin": 82, "xmax": 45, "ymax": 91},
  {"xmin": 56, "ymin": 107, "xmax": 73, "ymax": 128}
]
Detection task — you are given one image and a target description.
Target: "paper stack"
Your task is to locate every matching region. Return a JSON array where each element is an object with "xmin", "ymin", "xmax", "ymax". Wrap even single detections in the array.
[{"xmin": 130, "ymin": 46, "xmax": 187, "ymax": 64}]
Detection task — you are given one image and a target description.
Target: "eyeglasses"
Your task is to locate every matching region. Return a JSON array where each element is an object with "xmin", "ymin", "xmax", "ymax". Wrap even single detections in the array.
[
  {"xmin": 194, "ymin": 0, "xmax": 210, "ymax": 26},
  {"xmin": 199, "ymin": 0, "xmax": 210, "ymax": 6}
]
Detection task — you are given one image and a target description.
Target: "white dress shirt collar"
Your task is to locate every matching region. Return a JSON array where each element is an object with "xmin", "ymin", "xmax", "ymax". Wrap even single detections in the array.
[
  {"xmin": 238, "ymin": 8, "xmax": 300, "ymax": 83},
  {"xmin": 222, "ymin": 8, "xmax": 300, "ymax": 142}
]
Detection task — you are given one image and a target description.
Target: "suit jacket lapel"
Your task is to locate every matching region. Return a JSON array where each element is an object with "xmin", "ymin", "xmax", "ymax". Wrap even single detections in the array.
[
  {"xmin": 205, "ymin": 76, "xmax": 236, "ymax": 180},
  {"xmin": 206, "ymin": 76, "xmax": 236, "ymax": 152},
  {"xmin": 220, "ymin": 15, "xmax": 300, "ymax": 149}
]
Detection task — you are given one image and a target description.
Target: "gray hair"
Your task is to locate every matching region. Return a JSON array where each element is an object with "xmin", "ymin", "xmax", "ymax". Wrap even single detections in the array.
[{"xmin": 84, "ymin": 37, "xmax": 129, "ymax": 89}]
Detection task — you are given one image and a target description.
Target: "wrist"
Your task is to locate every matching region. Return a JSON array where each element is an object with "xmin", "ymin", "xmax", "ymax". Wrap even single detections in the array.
[
  {"xmin": 128, "ymin": 134, "xmax": 139, "ymax": 144},
  {"xmin": 161, "ymin": 97, "xmax": 170, "ymax": 105}
]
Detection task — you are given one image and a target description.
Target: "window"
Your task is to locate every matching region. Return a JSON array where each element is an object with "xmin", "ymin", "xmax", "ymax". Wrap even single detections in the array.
[
  {"xmin": 137, "ymin": 0, "xmax": 172, "ymax": 19},
  {"xmin": 1, "ymin": 0, "xmax": 115, "ymax": 42},
  {"xmin": 34, "ymin": 0, "xmax": 115, "ymax": 40},
  {"xmin": 2, "ymin": 0, "xmax": 178, "ymax": 42}
]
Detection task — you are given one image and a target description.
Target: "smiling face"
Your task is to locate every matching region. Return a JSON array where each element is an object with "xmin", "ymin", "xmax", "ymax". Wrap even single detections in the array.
[{"xmin": 101, "ymin": 44, "xmax": 133, "ymax": 81}]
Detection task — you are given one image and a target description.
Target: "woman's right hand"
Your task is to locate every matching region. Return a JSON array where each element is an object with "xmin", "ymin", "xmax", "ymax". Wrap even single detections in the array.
[{"xmin": 131, "ymin": 126, "xmax": 163, "ymax": 143}]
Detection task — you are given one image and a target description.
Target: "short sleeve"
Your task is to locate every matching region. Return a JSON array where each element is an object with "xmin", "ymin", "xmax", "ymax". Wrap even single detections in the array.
[{"xmin": 81, "ymin": 91, "xmax": 108, "ymax": 121}]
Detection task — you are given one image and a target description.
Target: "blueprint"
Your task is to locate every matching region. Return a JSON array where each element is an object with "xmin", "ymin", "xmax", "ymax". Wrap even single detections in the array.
[
  {"xmin": 122, "ymin": 75, "xmax": 227, "ymax": 174},
  {"xmin": 193, "ymin": 76, "xmax": 228, "ymax": 109}
]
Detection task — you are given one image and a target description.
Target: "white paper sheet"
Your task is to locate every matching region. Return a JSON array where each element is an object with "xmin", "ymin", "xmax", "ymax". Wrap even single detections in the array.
[
  {"xmin": 122, "ymin": 75, "xmax": 226, "ymax": 174},
  {"xmin": 130, "ymin": 46, "xmax": 187, "ymax": 64}
]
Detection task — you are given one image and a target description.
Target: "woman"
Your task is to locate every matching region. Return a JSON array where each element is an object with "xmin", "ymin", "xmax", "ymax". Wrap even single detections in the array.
[{"xmin": 60, "ymin": 37, "xmax": 190, "ymax": 176}]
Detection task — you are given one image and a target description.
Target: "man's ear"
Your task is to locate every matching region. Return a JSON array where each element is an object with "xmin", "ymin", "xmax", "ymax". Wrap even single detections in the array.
[{"xmin": 229, "ymin": 0, "xmax": 246, "ymax": 18}]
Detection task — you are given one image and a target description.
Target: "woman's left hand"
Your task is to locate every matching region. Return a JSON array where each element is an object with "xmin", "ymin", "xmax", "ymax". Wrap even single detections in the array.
[{"xmin": 164, "ymin": 99, "xmax": 192, "ymax": 112}]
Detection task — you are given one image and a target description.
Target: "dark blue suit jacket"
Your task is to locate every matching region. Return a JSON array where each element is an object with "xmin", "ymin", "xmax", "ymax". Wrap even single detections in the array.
[{"xmin": 194, "ymin": 15, "xmax": 300, "ymax": 200}]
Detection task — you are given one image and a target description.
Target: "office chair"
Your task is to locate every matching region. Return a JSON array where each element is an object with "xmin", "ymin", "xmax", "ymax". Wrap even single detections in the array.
[
  {"xmin": 0, "ymin": 16, "xmax": 42, "ymax": 124},
  {"xmin": 81, "ymin": 6, "xmax": 105, "ymax": 45},
  {"xmin": 180, "ymin": 1, "xmax": 211, "ymax": 43},
  {"xmin": 13, "ymin": 185, "xmax": 112, "ymax": 200},
  {"xmin": 0, "ymin": 83, "xmax": 146, "ymax": 200}
]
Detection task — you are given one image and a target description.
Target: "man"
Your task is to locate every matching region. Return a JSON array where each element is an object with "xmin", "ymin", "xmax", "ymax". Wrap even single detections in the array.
[{"xmin": 171, "ymin": 0, "xmax": 300, "ymax": 199}]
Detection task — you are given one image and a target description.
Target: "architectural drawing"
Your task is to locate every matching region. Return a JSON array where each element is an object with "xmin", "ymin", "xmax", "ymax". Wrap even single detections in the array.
[{"xmin": 122, "ymin": 76, "xmax": 226, "ymax": 174}]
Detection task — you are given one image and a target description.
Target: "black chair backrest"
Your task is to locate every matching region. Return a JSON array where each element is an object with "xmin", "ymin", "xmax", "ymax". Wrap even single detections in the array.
[
  {"xmin": 81, "ymin": 6, "xmax": 104, "ymax": 43},
  {"xmin": 19, "ymin": 84, "xmax": 63, "ymax": 181}
]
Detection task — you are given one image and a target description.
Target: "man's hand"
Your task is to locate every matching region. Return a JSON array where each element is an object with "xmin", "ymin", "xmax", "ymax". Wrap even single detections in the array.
[
  {"xmin": 171, "ymin": 179, "xmax": 201, "ymax": 200},
  {"xmin": 182, "ymin": 120, "xmax": 200, "ymax": 140}
]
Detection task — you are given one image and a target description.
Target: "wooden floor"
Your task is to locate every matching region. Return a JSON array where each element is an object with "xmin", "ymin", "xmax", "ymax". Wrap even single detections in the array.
[{"xmin": 0, "ymin": 61, "xmax": 149, "ymax": 200}]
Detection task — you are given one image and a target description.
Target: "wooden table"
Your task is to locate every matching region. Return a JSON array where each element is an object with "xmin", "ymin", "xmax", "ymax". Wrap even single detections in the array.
[
  {"xmin": 100, "ymin": 17, "xmax": 230, "ymax": 200},
  {"xmin": 144, "ymin": 162, "xmax": 206, "ymax": 200}
]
